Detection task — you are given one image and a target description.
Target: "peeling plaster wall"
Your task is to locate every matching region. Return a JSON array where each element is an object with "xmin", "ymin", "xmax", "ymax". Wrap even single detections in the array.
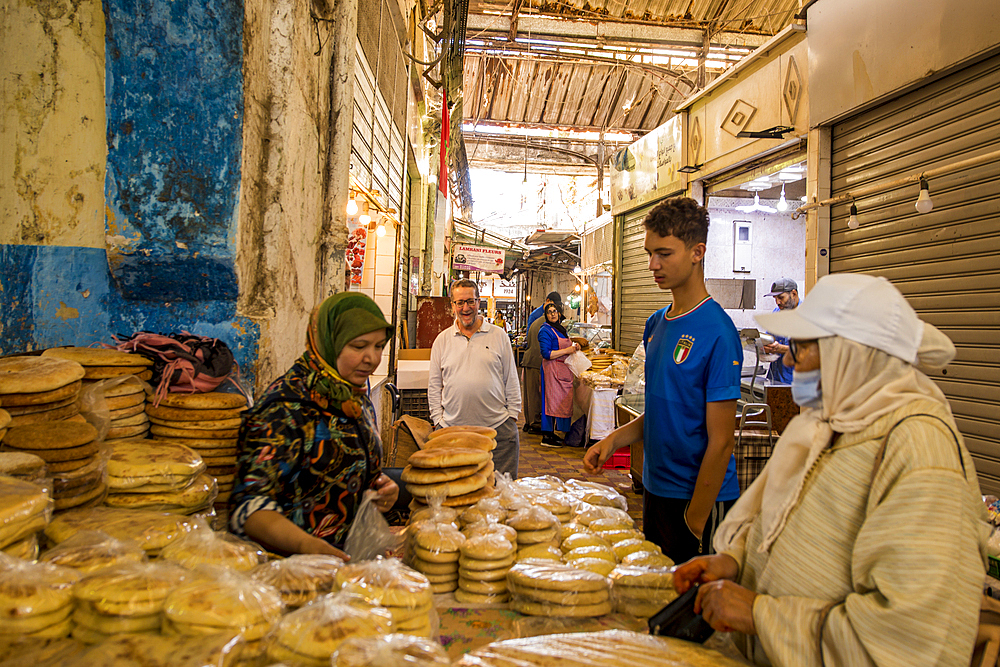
[
  {"xmin": 0, "ymin": 0, "xmax": 106, "ymax": 248},
  {"xmin": 237, "ymin": 0, "xmax": 333, "ymax": 392}
]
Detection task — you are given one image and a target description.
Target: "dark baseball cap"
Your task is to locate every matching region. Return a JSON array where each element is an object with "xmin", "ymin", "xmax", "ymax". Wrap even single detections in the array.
[{"xmin": 765, "ymin": 278, "xmax": 798, "ymax": 297}]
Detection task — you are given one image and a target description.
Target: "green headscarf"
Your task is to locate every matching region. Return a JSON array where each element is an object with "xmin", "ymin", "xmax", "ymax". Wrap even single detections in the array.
[{"xmin": 310, "ymin": 292, "xmax": 393, "ymax": 368}]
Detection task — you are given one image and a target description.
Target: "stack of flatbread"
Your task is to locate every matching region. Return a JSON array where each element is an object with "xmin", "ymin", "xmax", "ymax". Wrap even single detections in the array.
[
  {"xmin": 409, "ymin": 522, "xmax": 465, "ymax": 594},
  {"xmin": 0, "ymin": 408, "xmax": 8, "ymax": 446},
  {"xmin": 159, "ymin": 528, "xmax": 265, "ymax": 572},
  {"xmin": 250, "ymin": 554, "xmax": 345, "ymax": 608},
  {"xmin": 609, "ymin": 565, "xmax": 679, "ymax": 617},
  {"xmin": 2, "ymin": 422, "xmax": 107, "ymax": 511},
  {"xmin": 507, "ymin": 561, "xmax": 611, "ymax": 617},
  {"xmin": 0, "ymin": 558, "xmax": 80, "ymax": 640},
  {"xmin": 336, "ymin": 559, "xmax": 436, "ymax": 638},
  {"xmin": 42, "ymin": 346, "xmax": 152, "ymax": 383},
  {"xmin": 0, "ymin": 452, "xmax": 46, "ymax": 483},
  {"xmin": 96, "ymin": 376, "xmax": 152, "ymax": 443},
  {"xmin": 265, "ymin": 594, "xmax": 393, "ymax": 667},
  {"xmin": 561, "ymin": 532, "xmax": 617, "ymax": 577},
  {"xmin": 147, "ymin": 391, "xmax": 248, "ymax": 510},
  {"xmin": 71, "ymin": 561, "xmax": 189, "ymax": 643},
  {"xmin": 59, "ymin": 631, "xmax": 246, "ymax": 667},
  {"xmin": 0, "ymin": 475, "xmax": 51, "ymax": 560},
  {"xmin": 39, "ymin": 529, "xmax": 146, "ymax": 574},
  {"xmin": 0, "ymin": 357, "xmax": 85, "ymax": 427},
  {"xmin": 456, "ymin": 532, "xmax": 516, "ymax": 604},
  {"xmin": 45, "ymin": 507, "xmax": 201, "ymax": 557},
  {"xmin": 104, "ymin": 439, "xmax": 214, "ymax": 514},
  {"xmin": 162, "ymin": 568, "xmax": 284, "ymax": 660},
  {"xmin": 506, "ymin": 506, "xmax": 561, "ymax": 553},
  {"xmin": 333, "ymin": 634, "xmax": 450, "ymax": 667},
  {"xmin": 404, "ymin": 434, "xmax": 496, "ymax": 512}
]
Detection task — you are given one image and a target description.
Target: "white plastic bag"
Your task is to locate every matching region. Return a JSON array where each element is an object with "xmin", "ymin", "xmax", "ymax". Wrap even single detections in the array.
[
  {"xmin": 344, "ymin": 490, "xmax": 404, "ymax": 561},
  {"xmin": 564, "ymin": 351, "xmax": 592, "ymax": 378}
]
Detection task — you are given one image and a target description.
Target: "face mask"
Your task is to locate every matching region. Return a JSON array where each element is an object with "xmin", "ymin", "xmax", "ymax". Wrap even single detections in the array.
[{"xmin": 791, "ymin": 368, "xmax": 823, "ymax": 409}]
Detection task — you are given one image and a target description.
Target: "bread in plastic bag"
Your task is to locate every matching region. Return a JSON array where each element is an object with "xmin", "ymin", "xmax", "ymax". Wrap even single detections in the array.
[
  {"xmin": 0, "ymin": 552, "xmax": 80, "ymax": 639},
  {"xmin": 564, "ymin": 480, "xmax": 628, "ymax": 512},
  {"xmin": 453, "ymin": 628, "xmax": 750, "ymax": 667},
  {"xmin": 39, "ymin": 529, "xmax": 145, "ymax": 573},
  {"xmin": 1, "ymin": 533, "xmax": 38, "ymax": 561},
  {"xmin": 512, "ymin": 476, "xmax": 566, "ymax": 493},
  {"xmin": 0, "ymin": 475, "xmax": 52, "ymax": 550},
  {"xmin": 163, "ymin": 565, "xmax": 284, "ymax": 659},
  {"xmin": 573, "ymin": 504, "xmax": 633, "ymax": 527},
  {"xmin": 106, "ymin": 439, "xmax": 206, "ymax": 491},
  {"xmin": 494, "ymin": 473, "xmax": 531, "ymax": 512},
  {"xmin": 609, "ymin": 565, "xmax": 678, "ymax": 617},
  {"xmin": 515, "ymin": 543, "xmax": 562, "ymax": 562},
  {"xmin": 620, "ymin": 551, "xmax": 674, "ymax": 569},
  {"xmin": 79, "ymin": 630, "xmax": 245, "ymax": 667},
  {"xmin": 160, "ymin": 527, "xmax": 265, "ymax": 572},
  {"xmin": 457, "ymin": 532, "xmax": 516, "ymax": 602},
  {"xmin": 506, "ymin": 506, "xmax": 560, "ymax": 546},
  {"xmin": 345, "ymin": 490, "xmax": 405, "ymax": 562},
  {"xmin": 335, "ymin": 557, "xmax": 437, "ymax": 637},
  {"xmin": 76, "ymin": 375, "xmax": 151, "ymax": 444},
  {"xmin": 0, "ymin": 636, "xmax": 88, "ymax": 666},
  {"xmin": 459, "ymin": 497, "xmax": 507, "ymax": 527},
  {"xmin": 249, "ymin": 553, "xmax": 345, "ymax": 608},
  {"xmin": 104, "ymin": 471, "xmax": 217, "ymax": 515},
  {"xmin": 462, "ymin": 516, "xmax": 517, "ymax": 543},
  {"xmin": 265, "ymin": 589, "xmax": 394, "ymax": 666},
  {"xmin": 333, "ymin": 632, "xmax": 450, "ymax": 667},
  {"xmin": 507, "ymin": 561, "xmax": 611, "ymax": 617},
  {"xmin": 0, "ymin": 452, "xmax": 47, "ymax": 484},
  {"xmin": 44, "ymin": 507, "xmax": 204, "ymax": 556}
]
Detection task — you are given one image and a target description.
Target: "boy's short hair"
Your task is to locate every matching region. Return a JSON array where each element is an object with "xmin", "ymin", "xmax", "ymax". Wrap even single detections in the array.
[{"xmin": 643, "ymin": 197, "xmax": 709, "ymax": 247}]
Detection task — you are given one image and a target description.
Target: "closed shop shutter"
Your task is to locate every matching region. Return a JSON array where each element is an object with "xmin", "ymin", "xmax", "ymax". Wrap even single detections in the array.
[
  {"xmin": 828, "ymin": 54, "xmax": 1000, "ymax": 493},
  {"xmin": 614, "ymin": 202, "xmax": 671, "ymax": 354}
]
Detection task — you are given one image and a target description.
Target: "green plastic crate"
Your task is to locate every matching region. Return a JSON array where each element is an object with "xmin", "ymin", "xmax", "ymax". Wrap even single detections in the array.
[{"xmin": 989, "ymin": 555, "xmax": 1000, "ymax": 579}]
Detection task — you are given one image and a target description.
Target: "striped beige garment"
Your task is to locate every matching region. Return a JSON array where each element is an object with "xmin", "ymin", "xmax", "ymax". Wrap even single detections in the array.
[{"xmin": 721, "ymin": 400, "xmax": 989, "ymax": 667}]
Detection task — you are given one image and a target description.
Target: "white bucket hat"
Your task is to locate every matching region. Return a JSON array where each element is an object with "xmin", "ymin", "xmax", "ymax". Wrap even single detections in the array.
[{"xmin": 755, "ymin": 273, "xmax": 926, "ymax": 365}]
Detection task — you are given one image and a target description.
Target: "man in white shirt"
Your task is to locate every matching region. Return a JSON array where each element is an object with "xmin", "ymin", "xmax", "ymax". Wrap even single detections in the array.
[{"xmin": 428, "ymin": 279, "xmax": 522, "ymax": 478}]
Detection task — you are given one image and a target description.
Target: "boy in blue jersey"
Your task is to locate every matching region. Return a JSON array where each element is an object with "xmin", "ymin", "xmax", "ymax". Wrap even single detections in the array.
[{"xmin": 584, "ymin": 197, "xmax": 742, "ymax": 564}]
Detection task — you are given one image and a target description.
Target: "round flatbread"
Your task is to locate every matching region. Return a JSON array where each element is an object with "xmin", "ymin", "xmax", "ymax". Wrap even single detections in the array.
[
  {"xmin": 83, "ymin": 365, "xmax": 153, "ymax": 380},
  {"xmin": 457, "ymin": 565, "xmax": 509, "ymax": 582},
  {"xmin": 507, "ymin": 562, "xmax": 608, "ymax": 592},
  {"xmin": 153, "ymin": 436, "xmax": 238, "ymax": 450},
  {"xmin": 408, "ymin": 448, "xmax": 490, "ymax": 469},
  {"xmin": 453, "ymin": 588, "xmax": 509, "ymax": 605},
  {"xmin": 47, "ymin": 456, "xmax": 96, "ymax": 473},
  {"xmin": 423, "ymin": 432, "xmax": 496, "ymax": 452},
  {"xmin": 412, "ymin": 545, "xmax": 460, "ymax": 563},
  {"xmin": 105, "ymin": 392, "xmax": 146, "ymax": 411},
  {"xmin": 52, "ymin": 461, "xmax": 104, "ymax": 494},
  {"xmin": 163, "ymin": 578, "xmax": 283, "ymax": 629},
  {"xmin": 409, "ymin": 557, "xmax": 459, "ymax": 576},
  {"xmin": 0, "ymin": 380, "xmax": 82, "ymax": 407},
  {"xmin": 510, "ymin": 598, "xmax": 611, "ymax": 617},
  {"xmin": 458, "ymin": 577, "xmax": 507, "ymax": 595},
  {"xmin": 406, "ymin": 472, "xmax": 487, "ymax": 499},
  {"xmin": 108, "ymin": 402, "xmax": 147, "ymax": 420},
  {"xmin": 8, "ymin": 403, "xmax": 80, "ymax": 426},
  {"xmin": 427, "ymin": 425, "xmax": 497, "ymax": 440},
  {"xmin": 458, "ymin": 553, "xmax": 516, "ymax": 571},
  {"xmin": 149, "ymin": 425, "xmax": 239, "ymax": 439},
  {"xmin": 0, "ymin": 357, "xmax": 85, "ymax": 395},
  {"xmin": 3, "ymin": 421, "xmax": 96, "ymax": 451},
  {"xmin": 441, "ymin": 486, "xmax": 494, "ymax": 507},
  {"xmin": 460, "ymin": 534, "xmax": 515, "ymax": 561},
  {"xmin": 41, "ymin": 348, "xmax": 152, "ymax": 367},
  {"xmin": 0, "ymin": 451, "xmax": 47, "ymax": 477},
  {"xmin": 2, "ymin": 396, "xmax": 77, "ymax": 416},
  {"xmin": 110, "ymin": 412, "xmax": 150, "ymax": 428},
  {"xmin": 0, "ymin": 411, "xmax": 8, "ymax": 430},
  {"xmin": 106, "ymin": 423, "xmax": 150, "ymax": 439},
  {"xmin": 145, "ymin": 404, "xmax": 246, "ymax": 422},
  {"xmin": 147, "ymin": 415, "xmax": 243, "ymax": 430},
  {"xmin": 155, "ymin": 392, "xmax": 248, "ymax": 410},
  {"xmin": 10, "ymin": 441, "xmax": 98, "ymax": 463},
  {"xmin": 53, "ymin": 482, "xmax": 107, "ymax": 510},
  {"xmin": 400, "ymin": 462, "xmax": 482, "ymax": 485},
  {"xmin": 107, "ymin": 440, "xmax": 205, "ymax": 486},
  {"xmin": 101, "ymin": 378, "xmax": 146, "ymax": 398}
]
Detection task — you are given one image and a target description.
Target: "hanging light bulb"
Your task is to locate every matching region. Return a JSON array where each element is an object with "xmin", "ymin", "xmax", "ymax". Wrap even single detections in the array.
[
  {"xmin": 735, "ymin": 192, "xmax": 776, "ymax": 214},
  {"xmin": 346, "ymin": 198, "xmax": 359, "ymax": 216},
  {"xmin": 359, "ymin": 213, "xmax": 371, "ymax": 225},
  {"xmin": 915, "ymin": 177, "xmax": 933, "ymax": 213},
  {"xmin": 375, "ymin": 223, "xmax": 386, "ymax": 237},
  {"xmin": 848, "ymin": 202, "xmax": 859, "ymax": 230},
  {"xmin": 776, "ymin": 184, "xmax": 789, "ymax": 211}
]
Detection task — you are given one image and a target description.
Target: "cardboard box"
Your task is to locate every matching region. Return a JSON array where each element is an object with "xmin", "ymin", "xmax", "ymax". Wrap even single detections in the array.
[{"xmin": 398, "ymin": 348, "xmax": 432, "ymax": 361}]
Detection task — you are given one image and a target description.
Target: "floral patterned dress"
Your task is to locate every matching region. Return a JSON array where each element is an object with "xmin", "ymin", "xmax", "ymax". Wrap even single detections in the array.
[{"xmin": 229, "ymin": 357, "xmax": 383, "ymax": 548}]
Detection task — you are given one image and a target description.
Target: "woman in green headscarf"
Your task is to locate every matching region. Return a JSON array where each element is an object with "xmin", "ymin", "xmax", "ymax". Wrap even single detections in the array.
[{"xmin": 229, "ymin": 293, "xmax": 398, "ymax": 557}]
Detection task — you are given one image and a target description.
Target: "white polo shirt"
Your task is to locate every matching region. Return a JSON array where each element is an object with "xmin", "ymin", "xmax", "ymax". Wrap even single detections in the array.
[{"xmin": 427, "ymin": 319, "xmax": 521, "ymax": 429}]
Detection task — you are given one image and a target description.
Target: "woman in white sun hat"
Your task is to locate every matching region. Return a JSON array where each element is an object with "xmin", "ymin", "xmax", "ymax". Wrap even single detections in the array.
[{"xmin": 674, "ymin": 272, "xmax": 989, "ymax": 667}]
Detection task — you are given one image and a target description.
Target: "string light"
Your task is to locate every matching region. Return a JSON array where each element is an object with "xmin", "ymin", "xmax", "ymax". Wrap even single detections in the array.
[
  {"xmin": 915, "ymin": 177, "xmax": 933, "ymax": 213},
  {"xmin": 346, "ymin": 199, "xmax": 359, "ymax": 216},
  {"xmin": 359, "ymin": 213, "xmax": 371, "ymax": 225}
]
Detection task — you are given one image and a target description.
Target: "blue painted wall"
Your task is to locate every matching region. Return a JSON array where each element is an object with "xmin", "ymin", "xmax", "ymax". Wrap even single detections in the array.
[{"xmin": 0, "ymin": 0, "xmax": 258, "ymax": 389}]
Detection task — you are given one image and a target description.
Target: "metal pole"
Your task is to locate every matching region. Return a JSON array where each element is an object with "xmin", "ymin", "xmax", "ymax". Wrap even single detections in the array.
[{"xmin": 318, "ymin": 0, "xmax": 358, "ymax": 298}]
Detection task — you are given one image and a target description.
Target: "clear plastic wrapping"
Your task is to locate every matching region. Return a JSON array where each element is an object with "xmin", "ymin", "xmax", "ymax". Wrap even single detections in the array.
[
  {"xmin": 1, "ymin": 534, "xmax": 38, "ymax": 561},
  {"xmin": 106, "ymin": 439, "xmax": 206, "ymax": 491},
  {"xmin": 333, "ymin": 632, "xmax": 450, "ymax": 667},
  {"xmin": 564, "ymin": 480, "xmax": 628, "ymax": 512},
  {"xmin": 494, "ymin": 474, "xmax": 531, "ymax": 512},
  {"xmin": 265, "ymin": 592, "xmax": 394, "ymax": 666},
  {"xmin": 506, "ymin": 561, "xmax": 611, "ymax": 617},
  {"xmin": 79, "ymin": 630, "xmax": 245, "ymax": 667},
  {"xmin": 44, "ymin": 507, "xmax": 206, "ymax": 556},
  {"xmin": 609, "ymin": 565, "xmax": 679, "ymax": 618},
  {"xmin": 345, "ymin": 490, "xmax": 406, "ymax": 562},
  {"xmin": 459, "ymin": 497, "xmax": 507, "ymax": 527},
  {"xmin": 511, "ymin": 476, "xmax": 565, "ymax": 493},
  {"xmin": 0, "ymin": 475, "xmax": 52, "ymax": 550},
  {"xmin": 0, "ymin": 553, "xmax": 80, "ymax": 639},
  {"xmin": 160, "ymin": 528, "xmax": 266, "ymax": 572},
  {"xmin": 249, "ymin": 553, "xmax": 345, "ymax": 608},
  {"xmin": 506, "ymin": 507, "xmax": 560, "ymax": 546},
  {"xmin": 573, "ymin": 504, "xmax": 633, "ymax": 528},
  {"xmin": 335, "ymin": 558, "xmax": 437, "ymax": 637},
  {"xmin": 39, "ymin": 529, "xmax": 146, "ymax": 573},
  {"xmin": 104, "ymin": 471, "xmax": 218, "ymax": 514}
]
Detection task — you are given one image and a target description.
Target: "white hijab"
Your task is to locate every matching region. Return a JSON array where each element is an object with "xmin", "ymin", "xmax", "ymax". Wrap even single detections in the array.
[{"xmin": 714, "ymin": 322, "xmax": 956, "ymax": 554}]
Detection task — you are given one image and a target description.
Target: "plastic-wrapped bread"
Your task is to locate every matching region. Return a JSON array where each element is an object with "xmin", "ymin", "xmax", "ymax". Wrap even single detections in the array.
[
  {"xmin": 0, "ymin": 553, "xmax": 80, "ymax": 639},
  {"xmin": 621, "ymin": 551, "xmax": 675, "ymax": 568},
  {"xmin": 39, "ymin": 529, "xmax": 146, "ymax": 573},
  {"xmin": 573, "ymin": 504, "xmax": 634, "ymax": 528},
  {"xmin": 265, "ymin": 592, "xmax": 393, "ymax": 667},
  {"xmin": 609, "ymin": 565, "xmax": 679, "ymax": 617},
  {"xmin": 459, "ymin": 497, "xmax": 507, "ymax": 527},
  {"xmin": 333, "ymin": 633, "xmax": 450, "ymax": 667},
  {"xmin": 249, "ymin": 553, "xmax": 345, "ymax": 608},
  {"xmin": 564, "ymin": 480, "xmax": 628, "ymax": 511},
  {"xmin": 453, "ymin": 629, "xmax": 750, "ymax": 667},
  {"xmin": 106, "ymin": 440, "xmax": 206, "ymax": 491},
  {"xmin": 44, "ymin": 507, "xmax": 203, "ymax": 556},
  {"xmin": 0, "ymin": 475, "xmax": 51, "ymax": 550},
  {"xmin": 506, "ymin": 506, "xmax": 560, "ymax": 546},
  {"xmin": 159, "ymin": 527, "xmax": 265, "ymax": 572},
  {"xmin": 456, "ymin": 533, "xmax": 516, "ymax": 604},
  {"xmin": 507, "ymin": 561, "xmax": 611, "ymax": 617},
  {"xmin": 335, "ymin": 558, "xmax": 436, "ymax": 637},
  {"xmin": 72, "ymin": 631, "xmax": 245, "ymax": 666}
]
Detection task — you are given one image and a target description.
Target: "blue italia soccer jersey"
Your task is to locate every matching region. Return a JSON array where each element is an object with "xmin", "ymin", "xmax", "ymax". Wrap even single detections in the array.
[{"xmin": 642, "ymin": 296, "xmax": 742, "ymax": 501}]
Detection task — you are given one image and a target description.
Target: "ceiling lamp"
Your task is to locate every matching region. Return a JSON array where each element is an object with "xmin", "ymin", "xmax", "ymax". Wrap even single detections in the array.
[
  {"xmin": 776, "ymin": 184, "xmax": 789, "ymax": 211},
  {"xmin": 848, "ymin": 202, "xmax": 860, "ymax": 229},
  {"xmin": 735, "ymin": 192, "xmax": 776, "ymax": 214},
  {"xmin": 915, "ymin": 177, "xmax": 933, "ymax": 213},
  {"xmin": 346, "ymin": 199, "xmax": 359, "ymax": 216}
]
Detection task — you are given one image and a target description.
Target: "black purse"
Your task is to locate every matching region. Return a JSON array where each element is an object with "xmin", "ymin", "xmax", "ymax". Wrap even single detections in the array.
[{"xmin": 647, "ymin": 584, "xmax": 715, "ymax": 643}]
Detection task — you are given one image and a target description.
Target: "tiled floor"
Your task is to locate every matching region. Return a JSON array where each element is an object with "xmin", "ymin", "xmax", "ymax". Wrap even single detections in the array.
[{"xmin": 517, "ymin": 429, "xmax": 644, "ymax": 530}]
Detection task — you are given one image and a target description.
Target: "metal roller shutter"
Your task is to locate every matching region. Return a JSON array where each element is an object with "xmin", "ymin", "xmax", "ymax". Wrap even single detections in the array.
[
  {"xmin": 828, "ymin": 54, "xmax": 1000, "ymax": 493},
  {"xmin": 614, "ymin": 202, "xmax": 672, "ymax": 353}
]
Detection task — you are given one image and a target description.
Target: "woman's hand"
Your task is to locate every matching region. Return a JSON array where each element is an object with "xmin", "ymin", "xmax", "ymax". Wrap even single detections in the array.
[
  {"xmin": 695, "ymin": 580, "xmax": 758, "ymax": 635},
  {"xmin": 372, "ymin": 473, "xmax": 399, "ymax": 513},
  {"xmin": 673, "ymin": 554, "xmax": 740, "ymax": 593},
  {"xmin": 296, "ymin": 534, "xmax": 350, "ymax": 559}
]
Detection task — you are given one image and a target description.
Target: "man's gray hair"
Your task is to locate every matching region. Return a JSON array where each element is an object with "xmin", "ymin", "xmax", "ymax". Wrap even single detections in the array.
[{"xmin": 449, "ymin": 278, "xmax": 479, "ymax": 299}]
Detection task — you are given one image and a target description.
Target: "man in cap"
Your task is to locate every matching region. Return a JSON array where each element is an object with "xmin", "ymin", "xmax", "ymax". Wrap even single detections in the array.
[
  {"xmin": 674, "ymin": 273, "xmax": 987, "ymax": 666},
  {"xmin": 762, "ymin": 277, "xmax": 799, "ymax": 383},
  {"xmin": 520, "ymin": 291, "xmax": 561, "ymax": 435}
]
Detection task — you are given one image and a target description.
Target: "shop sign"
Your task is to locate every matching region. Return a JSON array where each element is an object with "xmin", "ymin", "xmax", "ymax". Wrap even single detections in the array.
[
  {"xmin": 611, "ymin": 116, "xmax": 685, "ymax": 214},
  {"xmin": 478, "ymin": 279, "xmax": 516, "ymax": 298},
  {"xmin": 453, "ymin": 244, "xmax": 505, "ymax": 273}
]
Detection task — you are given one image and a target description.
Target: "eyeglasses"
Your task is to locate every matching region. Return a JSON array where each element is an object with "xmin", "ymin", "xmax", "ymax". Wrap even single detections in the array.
[
  {"xmin": 452, "ymin": 298, "xmax": 478, "ymax": 307},
  {"xmin": 788, "ymin": 339, "xmax": 816, "ymax": 364}
]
